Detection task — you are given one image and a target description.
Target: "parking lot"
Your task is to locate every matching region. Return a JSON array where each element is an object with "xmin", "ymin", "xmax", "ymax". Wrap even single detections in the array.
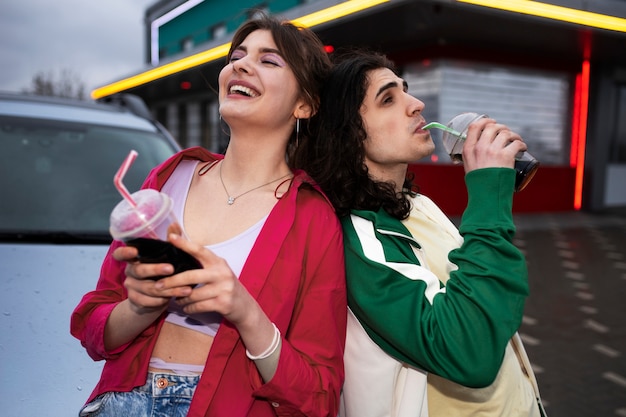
[{"xmin": 510, "ymin": 210, "xmax": 626, "ymax": 417}]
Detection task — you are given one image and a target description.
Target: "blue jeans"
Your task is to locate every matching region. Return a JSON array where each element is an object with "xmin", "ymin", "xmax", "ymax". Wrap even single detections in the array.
[{"xmin": 79, "ymin": 372, "xmax": 200, "ymax": 417}]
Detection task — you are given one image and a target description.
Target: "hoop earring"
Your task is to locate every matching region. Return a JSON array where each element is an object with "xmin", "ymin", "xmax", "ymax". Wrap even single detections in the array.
[{"xmin": 219, "ymin": 115, "xmax": 231, "ymax": 137}]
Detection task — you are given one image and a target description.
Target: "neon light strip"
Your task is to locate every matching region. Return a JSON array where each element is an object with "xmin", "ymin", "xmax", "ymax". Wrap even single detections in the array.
[
  {"xmin": 92, "ymin": 0, "xmax": 389, "ymax": 99},
  {"xmin": 92, "ymin": 43, "xmax": 232, "ymax": 100},
  {"xmin": 573, "ymin": 59, "xmax": 590, "ymax": 210},
  {"xmin": 291, "ymin": 0, "xmax": 388, "ymax": 27},
  {"xmin": 457, "ymin": 0, "xmax": 626, "ymax": 32}
]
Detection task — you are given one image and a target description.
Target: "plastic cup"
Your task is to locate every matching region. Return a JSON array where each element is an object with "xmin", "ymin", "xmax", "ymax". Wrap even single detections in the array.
[
  {"xmin": 109, "ymin": 189, "xmax": 201, "ymax": 277},
  {"xmin": 441, "ymin": 112, "xmax": 540, "ymax": 192},
  {"xmin": 109, "ymin": 189, "xmax": 175, "ymax": 242}
]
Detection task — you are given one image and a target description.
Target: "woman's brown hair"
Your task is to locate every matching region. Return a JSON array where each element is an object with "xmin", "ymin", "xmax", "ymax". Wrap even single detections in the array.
[{"xmin": 228, "ymin": 14, "xmax": 332, "ymax": 163}]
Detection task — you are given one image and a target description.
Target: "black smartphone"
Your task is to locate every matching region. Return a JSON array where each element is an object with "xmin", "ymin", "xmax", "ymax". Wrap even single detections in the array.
[{"xmin": 126, "ymin": 237, "xmax": 202, "ymax": 279}]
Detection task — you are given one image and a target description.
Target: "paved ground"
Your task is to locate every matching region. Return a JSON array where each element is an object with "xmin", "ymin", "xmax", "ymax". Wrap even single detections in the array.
[{"xmin": 510, "ymin": 211, "xmax": 626, "ymax": 417}]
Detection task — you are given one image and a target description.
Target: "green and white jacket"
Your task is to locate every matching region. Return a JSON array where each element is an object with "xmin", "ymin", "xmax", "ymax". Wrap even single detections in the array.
[{"xmin": 339, "ymin": 168, "xmax": 538, "ymax": 417}]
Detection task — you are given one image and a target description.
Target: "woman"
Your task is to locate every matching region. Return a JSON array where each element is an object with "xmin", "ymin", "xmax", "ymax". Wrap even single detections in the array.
[
  {"xmin": 295, "ymin": 50, "xmax": 545, "ymax": 417},
  {"xmin": 71, "ymin": 15, "xmax": 346, "ymax": 417}
]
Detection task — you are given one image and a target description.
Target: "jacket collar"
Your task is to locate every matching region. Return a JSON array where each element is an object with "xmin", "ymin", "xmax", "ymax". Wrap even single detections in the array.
[{"xmin": 349, "ymin": 207, "xmax": 421, "ymax": 249}]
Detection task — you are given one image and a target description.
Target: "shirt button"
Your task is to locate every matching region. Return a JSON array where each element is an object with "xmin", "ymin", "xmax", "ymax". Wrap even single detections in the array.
[
  {"xmin": 156, "ymin": 377, "xmax": 169, "ymax": 389},
  {"xmin": 271, "ymin": 402, "xmax": 280, "ymax": 408}
]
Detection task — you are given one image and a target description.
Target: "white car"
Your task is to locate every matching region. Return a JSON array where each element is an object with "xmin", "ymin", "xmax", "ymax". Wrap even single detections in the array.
[{"xmin": 0, "ymin": 92, "xmax": 180, "ymax": 415}]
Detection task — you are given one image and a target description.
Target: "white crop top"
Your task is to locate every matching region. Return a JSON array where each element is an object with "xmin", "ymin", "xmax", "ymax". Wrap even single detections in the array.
[{"xmin": 159, "ymin": 160, "xmax": 267, "ymax": 337}]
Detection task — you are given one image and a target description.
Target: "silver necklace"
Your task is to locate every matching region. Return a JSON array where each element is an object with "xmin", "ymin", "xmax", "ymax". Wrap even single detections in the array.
[{"xmin": 219, "ymin": 161, "xmax": 291, "ymax": 205}]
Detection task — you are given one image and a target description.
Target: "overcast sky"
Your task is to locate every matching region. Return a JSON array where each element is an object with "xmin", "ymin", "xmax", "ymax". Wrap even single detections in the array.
[{"xmin": 0, "ymin": 0, "xmax": 155, "ymax": 96}]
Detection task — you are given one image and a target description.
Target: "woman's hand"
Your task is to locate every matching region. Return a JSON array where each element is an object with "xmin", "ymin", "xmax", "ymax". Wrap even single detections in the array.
[
  {"xmin": 110, "ymin": 229, "xmax": 274, "ymax": 358},
  {"xmin": 461, "ymin": 117, "xmax": 527, "ymax": 173},
  {"xmin": 112, "ymin": 245, "xmax": 192, "ymax": 316},
  {"xmin": 105, "ymin": 237, "xmax": 193, "ymax": 351},
  {"xmin": 113, "ymin": 222, "xmax": 193, "ymax": 314},
  {"xmin": 158, "ymin": 233, "xmax": 276, "ymax": 360},
  {"xmin": 154, "ymin": 233, "xmax": 261, "ymax": 328}
]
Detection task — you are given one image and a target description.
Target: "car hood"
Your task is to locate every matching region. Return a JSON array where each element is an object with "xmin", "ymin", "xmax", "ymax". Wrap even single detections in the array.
[{"xmin": 0, "ymin": 242, "xmax": 108, "ymax": 415}]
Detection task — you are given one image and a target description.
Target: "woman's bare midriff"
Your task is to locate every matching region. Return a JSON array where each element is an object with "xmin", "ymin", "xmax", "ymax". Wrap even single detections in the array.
[{"xmin": 149, "ymin": 321, "xmax": 214, "ymax": 371}]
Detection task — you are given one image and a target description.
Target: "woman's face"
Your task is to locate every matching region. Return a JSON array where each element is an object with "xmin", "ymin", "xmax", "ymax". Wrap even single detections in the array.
[
  {"xmin": 218, "ymin": 29, "xmax": 306, "ymax": 131},
  {"xmin": 359, "ymin": 68, "xmax": 434, "ymax": 172}
]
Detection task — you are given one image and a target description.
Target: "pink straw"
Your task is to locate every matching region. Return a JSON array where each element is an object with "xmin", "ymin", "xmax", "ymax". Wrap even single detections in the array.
[{"xmin": 114, "ymin": 150, "xmax": 139, "ymax": 208}]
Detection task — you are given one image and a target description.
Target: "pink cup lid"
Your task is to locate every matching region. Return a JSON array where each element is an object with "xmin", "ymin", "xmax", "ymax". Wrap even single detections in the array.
[{"xmin": 109, "ymin": 189, "xmax": 172, "ymax": 241}]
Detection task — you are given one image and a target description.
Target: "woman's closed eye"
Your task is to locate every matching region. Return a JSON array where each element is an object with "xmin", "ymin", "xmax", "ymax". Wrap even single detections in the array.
[
  {"xmin": 229, "ymin": 50, "xmax": 245, "ymax": 62},
  {"xmin": 261, "ymin": 54, "xmax": 285, "ymax": 67},
  {"xmin": 229, "ymin": 51, "xmax": 284, "ymax": 68}
]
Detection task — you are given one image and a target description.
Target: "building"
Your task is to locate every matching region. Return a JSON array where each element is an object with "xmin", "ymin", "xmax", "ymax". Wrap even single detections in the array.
[{"xmin": 92, "ymin": 0, "xmax": 626, "ymax": 215}]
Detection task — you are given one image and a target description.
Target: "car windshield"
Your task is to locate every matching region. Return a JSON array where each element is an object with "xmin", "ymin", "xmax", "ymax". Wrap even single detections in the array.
[{"xmin": 0, "ymin": 115, "xmax": 176, "ymax": 242}]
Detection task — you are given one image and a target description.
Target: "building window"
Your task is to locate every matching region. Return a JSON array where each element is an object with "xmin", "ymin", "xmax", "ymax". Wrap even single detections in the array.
[
  {"xmin": 610, "ymin": 84, "xmax": 626, "ymax": 163},
  {"xmin": 181, "ymin": 37, "xmax": 193, "ymax": 52},
  {"xmin": 211, "ymin": 23, "xmax": 227, "ymax": 40},
  {"xmin": 178, "ymin": 103, "xmax": 188, "ymax": 147}
]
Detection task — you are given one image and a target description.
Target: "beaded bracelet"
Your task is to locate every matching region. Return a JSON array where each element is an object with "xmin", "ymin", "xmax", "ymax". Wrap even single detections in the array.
[{"xmin": 246, "ymin": 323, "xmax": 281, "ymax": 361}]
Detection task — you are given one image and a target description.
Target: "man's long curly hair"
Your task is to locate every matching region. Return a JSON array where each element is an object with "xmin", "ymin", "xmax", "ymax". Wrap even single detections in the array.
[{"xmin": 293, "ymin": 50, "xmax": 416, "ymax": 219}]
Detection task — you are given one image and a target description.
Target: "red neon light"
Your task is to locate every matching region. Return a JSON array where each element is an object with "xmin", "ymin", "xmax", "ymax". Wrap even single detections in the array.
[{"xmin": 573, "ymin": 59, "xmax": 590, "ymax": 210}]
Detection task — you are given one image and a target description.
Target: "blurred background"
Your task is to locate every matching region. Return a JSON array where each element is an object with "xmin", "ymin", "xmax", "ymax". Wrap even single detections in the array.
[{"xmin": 1, "ymin": 1, "xmax": 624, "ymax": 415}]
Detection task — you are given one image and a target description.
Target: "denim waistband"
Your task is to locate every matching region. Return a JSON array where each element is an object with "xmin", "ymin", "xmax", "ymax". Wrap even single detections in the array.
[{"xmin": 137, "ymin": 372, "xmax": 200, "ymax": 399}]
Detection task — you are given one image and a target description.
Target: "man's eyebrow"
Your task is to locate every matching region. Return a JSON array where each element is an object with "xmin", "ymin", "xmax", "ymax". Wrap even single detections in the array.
[{"xmin": 375, "ymin": 80, "xmax": 408, "ymax": 98}]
